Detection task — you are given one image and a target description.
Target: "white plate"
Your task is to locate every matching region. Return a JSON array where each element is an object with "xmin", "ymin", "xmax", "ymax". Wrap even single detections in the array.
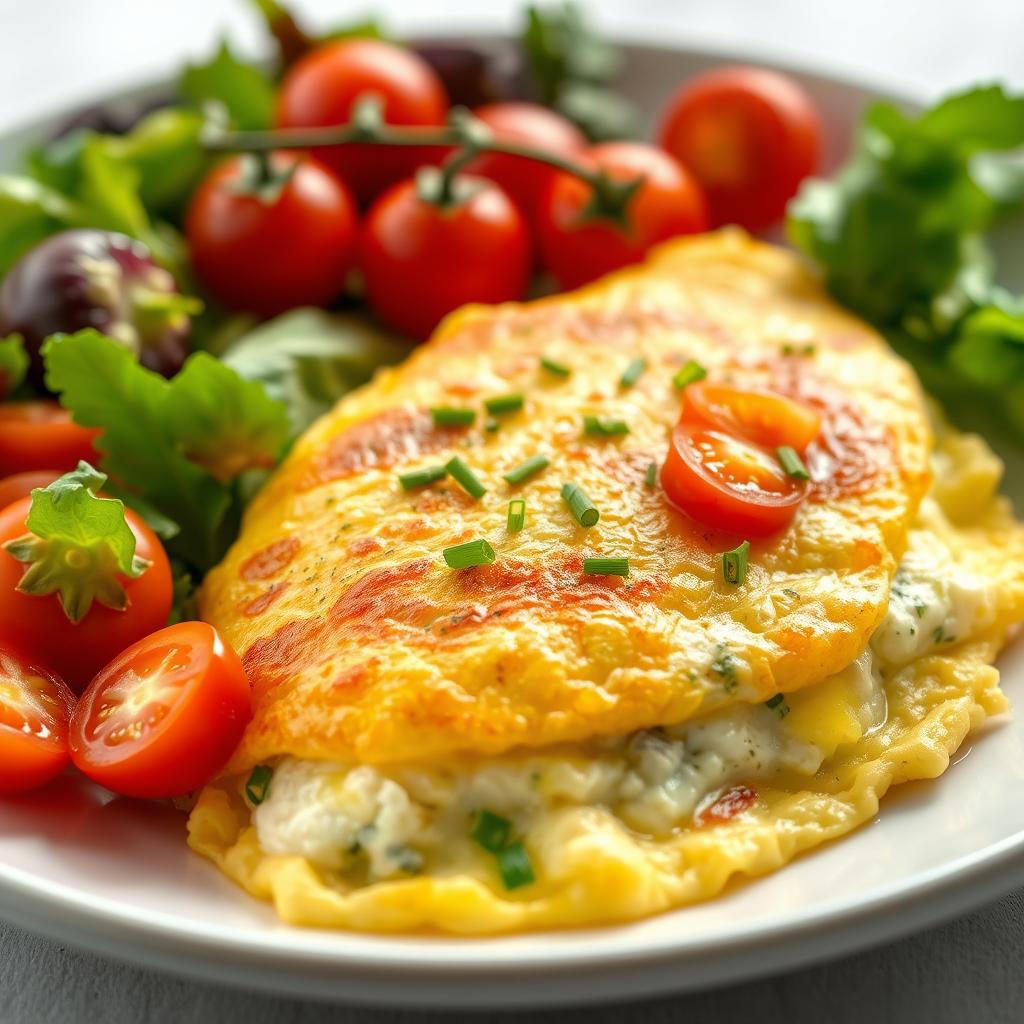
[{"xmin": 2, "ymin": 35, "xmax": 1024, "ymax": 1011}]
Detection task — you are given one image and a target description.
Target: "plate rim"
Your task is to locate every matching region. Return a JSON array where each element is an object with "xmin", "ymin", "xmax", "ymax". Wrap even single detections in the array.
[{"xmin": 1, "ymin": 32, "xmax": 1020, "ymax": 1009}]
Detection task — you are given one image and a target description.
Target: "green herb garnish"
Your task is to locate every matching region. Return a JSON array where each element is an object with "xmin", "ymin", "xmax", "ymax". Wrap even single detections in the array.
[
  {"xmin": 496, "ymin": 842, "xmax": 535, "ymax": 890},
  {"xmin": 561, "ymin": 482, "xmax": 599, "ymax": 527},
  {"xmin": 245, "ymin": 765, "xmax": 274, "ymax": 806},
  {"xmin": 776, "ymin": 446, "xmax": 810, "ymax": 480},
  {"xmin": 582, "ymin": 414, "xmax": 630, "ymax": 437},
  {"xmin": 764, "ymin": 693, "xmax": 790, "ymax": 718},
  {"xmin": 443, "ymin": 538, "xmax": 496, "ymax": 569},
  {"xmin": 507, "ymin": 499, "xmax": 526, "ymax": 532},
  {"xmin": 446, "ymin": 456, "xmax": 487, "ymax": 499},
  {"xmin": 619, "ymin": 356, "xmax": 647, "ymax": 389},
  {"xmin": 470, "ymin": 809, "xmax": 512, "ymax": 853},
  {"xmin": 503, "ymin": 454, "xmax": 550, "ymax": 485},
  {"xmin": 399, "ymin": 465, "xmax": 447, "ymax": 491},
  {"xmin": 672, "ymin": 359, "xmax": 707, "ymax": 390},
  {"xmin": 722, "ymin": 540, "xmax": 750, "ymax": 585},
  {"xmin": 644, "ymin": 462, "xmax": 658, "ymax": 487},
  {"xmin": 540, "ymin": 356, "xmax": 571, "ymax": 378},
  {"xmin": 430, "ymin": 407, "xmax": 476, "ymax": 427},
  {"xmin": 484, "ymin": 393, "xmax": 524, "ymax": 416},
  {"xmin": 583, "ymin": 557, "xmax": 629, "ymax": 577}
]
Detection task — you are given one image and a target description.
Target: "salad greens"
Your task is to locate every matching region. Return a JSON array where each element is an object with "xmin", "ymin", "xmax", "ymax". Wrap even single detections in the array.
[
  {"xmin": 0, "ymin": 333, "xmax": 27, "ymax": 392},
  {"xmin": 181, "ymin": 42, "xmax": 277, "ymax": 131},
  {"xmin": 788, "ymin": 84, "xmax": 1024, "ymax": 440},
  {"xmin": 2, "ymin": 463, "xmax": 149, "ymax": 622}
]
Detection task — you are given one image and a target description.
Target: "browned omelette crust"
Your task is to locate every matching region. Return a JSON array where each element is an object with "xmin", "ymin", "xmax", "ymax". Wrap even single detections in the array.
[{"xmin": 200, "ymin": 230, "xmax": 932, "ymax": 772}]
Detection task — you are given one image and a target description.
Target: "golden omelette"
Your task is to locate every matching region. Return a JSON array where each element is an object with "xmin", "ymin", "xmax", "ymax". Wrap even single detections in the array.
[{"xmin": 188, "ymin": 230, "xmax": 1024, "ymax": 933}]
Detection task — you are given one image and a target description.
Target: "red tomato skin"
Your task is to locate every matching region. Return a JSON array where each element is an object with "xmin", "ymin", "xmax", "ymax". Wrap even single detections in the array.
[
  {"xmin": 662, "ymin": 423, "xmax": 806, "ymax": 537},
  {"xmin": 465, "ymin": 103, "xmax": 586, "ymax": 227},
  {"xmin": 186, "ymin": 152, "xmax": 358, "ymax": 318},
  {"xmin": 360, "ymin": 177, "xmax": 532, "ymax": 339},
  {"xmin": 0, "ymin": 496, "xmax": 173, "ymax": 691},
  {"xmin": 69, "ymin": 622, "xmax": 251, "ymax": 799},
  {"xmin": 658, "ymin": 66, "xmax": 823, "ymax": 231},
  {"xmin": 0, "ymin": 648, "xmax": 75, "ymax": 794},
  {"xmin": 0, "ymin": 403, "xmax": 100, "ymax": 477},
  {"xmin": 275, "ymin": 39, "xmax": 449, "ymax": 204},
  {"xmin": 0, "ymin": 470, "xmax": 63, "ymax": 513},
  {"xmin": 537, "ymin": 142, "xmax": 710, "ymax": 290},
  {"xmin": 682, "ymin": 382, "xmax": 822, "ymax": 451}
]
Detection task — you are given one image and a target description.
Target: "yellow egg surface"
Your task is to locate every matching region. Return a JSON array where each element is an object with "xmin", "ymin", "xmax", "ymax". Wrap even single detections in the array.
[{"xmin": 199, "ymin": 230, "xmax": 932, "ymax": 772}]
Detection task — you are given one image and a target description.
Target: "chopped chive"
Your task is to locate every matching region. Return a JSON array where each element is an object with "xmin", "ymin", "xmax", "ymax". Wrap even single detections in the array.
[
  {"xmin": 443, "ymin": 538, "xmax": 496, "ymax": 569},
  {"xmin": 471, "ymin": 809, "xmax": 512, "ymax": 853},
  {"xmin": 484, "ymin": 417, "xmax": 500, "ymax": 433},
  {"xmin": 245, "ymin": 765, "xmax": 273, "ymax": 806},
  {"xmin": 765, "ymin": 693, "xmax": 790, "ymax": 718},
  {"xmin": 540, "ymin": 356, "xmax": 571, "ymax": 378},
  {"xmin": 507, "ymin": 499, "xmax": 526, "ymax": 532},
  {"xmin": 446, "ymin": 456, "xmax": 487, "ymax": 499},
  {"xmin": 561, "ymin": 482, "xmax": 600, "ymax": 527},
  {"xmin": 672, "ymin": 359, "xmax": 707, "ymax": 390},
  {"xmin": 722, "ymin": 540, "xmax": 750, "ymax": 585},
  {"xmin": 484, "ymin": 393, "xmax": 524, "ymax": 415},
  {"xmin": 503, "ymin": 453, "xmax": 549, "ymax": 485},
  {"xmin": 644, "ymin": 462, "xmax": 658, "ymax": 487},
  {"xmin": 399, "ymin": 465, "xmax": 447, "ymax": 490},
  {"xmin": 619, "ymin": 356, "xmax": 647, "ymax": 389},
  {"xmin": 582, "ymin": 415, "xmax": 630, "ymax": 437},
  {"xmin": 777, "ymin": 446, "xmax": 810, "ymax": 480},
  {"xmin": 583, "ymin": 557, "xmax": 629, "ymax": 577},
  {"xmin": 496, "ymin": 841, "xmax": 535, "ymax": 890},
  {"xmin": 430, "ymin": 406, "xmax": 476, "ymax": 427}
]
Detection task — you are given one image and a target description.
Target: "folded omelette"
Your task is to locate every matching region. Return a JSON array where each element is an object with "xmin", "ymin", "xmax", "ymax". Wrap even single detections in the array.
[{"xmin": 189, "ymin": 230, "xmax": 1024, "ymax": 933}]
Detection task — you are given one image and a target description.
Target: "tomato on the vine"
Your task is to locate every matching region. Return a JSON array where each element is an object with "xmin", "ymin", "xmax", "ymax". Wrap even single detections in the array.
[
  {"xmin": 69, "ymin": 621, "xmax": 251, "ymax": 799},
  {"xmin": 186, "ymin": 152, "xmax": 358, "ymax": 317},
  {"xmin": 360, "ymin": 173, "xmax": 531, "ymax": 339},
  {"xmin": 658, "ymin": 66, "xmax": 823, "ymax": 231},
  {"xmin": 275, "ymin": 38, "xmax": 449, "ymax": 204},
  {"xmin": 537, "ymin": 141, "xmax": 710, "ymax": 289},
  {"xmin": 466, "ymin": 102, "xmax": 586, "ymax": 227},
  {"xmin": 0, "ymin": 495, "xmax": 173, "ymax": 691},
  {"xmin": 0, "ymin": 647, "xmax": 75, "ymax": 794},
  {"xmin": 0, "ymin": 403, "xmax": 100, "ymax": 477},
  {"xmin": 0, "ymin": 470, "xmax": 62, "ymax": 513}
]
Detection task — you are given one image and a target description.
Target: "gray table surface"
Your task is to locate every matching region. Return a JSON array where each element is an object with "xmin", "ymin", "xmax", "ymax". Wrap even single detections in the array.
[{"xmin": 3, "ymin": 1, "xmax": 1024, "ymax": 1021}]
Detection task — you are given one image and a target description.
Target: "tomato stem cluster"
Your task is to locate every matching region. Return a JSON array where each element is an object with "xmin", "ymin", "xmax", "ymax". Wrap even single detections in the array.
[{"xmin": 201, "ymin": 99, "xmax": 643, "ymax": 221}]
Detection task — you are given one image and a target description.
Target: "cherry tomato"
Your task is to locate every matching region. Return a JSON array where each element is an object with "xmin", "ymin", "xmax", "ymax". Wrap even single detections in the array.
[
  {"xmin": 0, "ymin": 470, "xmax": 62, "ymax": 513},
  {"xmin": 658, "ymin": 66, "xmax": 823, "ymax": 231},
  {"xmin": 537, "ymin": 142, "xmax": 710, "ymax": 289},
  {"xmin": 466, "ymin": 103, "xmax": 586, "ymax": 227},
  {"xmin": 186, "ymin": 152, "xmax": 358, "ymax": 318},
  {"xmin": 0, "ymin": 402, "xmax": 100, "ymax": 477},
  {"xmin": 682, "ymin": 382, "xmax": 821, "ymax": 450},
  {"xmin": 0, "ymin": 496, "xmax": 173, "ymax": 691},
  {"xmin": 69, "ymin": 622, "xmax": 251, "ymax": 799},
  {"xmin": 360, "ymin": 175, "xmax": 531, "ymax": 339},
  {"xmin": 275, "ymin": 38, "xmax": 449, "ymax": 204},
  {"xmin": 0, "ymin": 647, "xmax": 75, "ymax": 794},
  {"xmin": 662, "ymin": 421, "xmax": 808, "ymax": 536}
]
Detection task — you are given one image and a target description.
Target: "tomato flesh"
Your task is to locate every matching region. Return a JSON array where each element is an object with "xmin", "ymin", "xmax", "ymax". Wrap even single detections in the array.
[
  {"xmin": 0, "ymin": 647, "xmax": 74, "ymax": 794},
  {"xmin": 0, "ymin": 402, "xmax": 100, "ymax": 477},
  {"xmin": 69, "ymin": 622, "xmax": 251, "ymax": 799},
  {"xmin": 659, "ymin": 66, "xmax": 823, "ymax": 231},
  {"xmin": 0, "ymin": 496, "xmax": 173, "ymax": 691},
  {"xmin": 683, "ymin": 382, "xmax": 821, "ymax": 450},
  {"xmin": 663, "ymin": 423, "xmax": 807, "ymax": 536}
]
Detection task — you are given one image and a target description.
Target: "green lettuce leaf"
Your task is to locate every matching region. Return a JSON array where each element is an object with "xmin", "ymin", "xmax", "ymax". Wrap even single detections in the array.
[
  {"xmin": 181, "ymin": 41, "xmax": 276, "ymax": 131},
  {"xmin": 0, "ymin": 334, "xmax": 29, "ymax": 395},
  {"xmin": 0, "ymin": 174, "xmax": 82, "ymax": 275}
]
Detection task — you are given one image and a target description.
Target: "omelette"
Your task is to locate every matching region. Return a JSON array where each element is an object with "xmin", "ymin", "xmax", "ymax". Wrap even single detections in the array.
[{"xmin": 188, "ymin": 230, "xmax": 1024, "ymax": 933}]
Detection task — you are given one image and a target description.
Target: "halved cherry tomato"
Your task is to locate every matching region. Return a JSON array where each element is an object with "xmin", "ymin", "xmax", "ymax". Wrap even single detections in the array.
[
  {"xmin": 0, "ymin": 495, "xmax": 173, "ymax": 691},
  {"xmin": 662, "ymin": 422, "xmax": 807, "ymax": 536},
  {"xmin": 658, "ymin": 66, "xmax": 823, "ymax": 231},
  {"xmin": 275, "ymin": 38, "xmax": 449, "ymax": 204},
  {"xmin": 0, "ymin": 403, "xmax": 100, "ymax": 477},
  {"xmin": 682, "ymin": 382, "xmax": 821, "ymax": 450},
  {"xmin": 186, "ymin": 152, "xmax": 358, "ymax": 317},
  {"xmin": 69, "ymin": 622, "xmax": 251, "ymax": 799},
  {"xmin": 465, "ymin": 102, "xmax": 586, "ymax": 227},
  {"xmin": 537, "ymin": 141, "xmax": 710, "ymax": 289},
  {"xmin": 0, "ymin": 470, "xmax": 62, "ymax": 513},
  {"xmin": 0, "ymin": 647, "xmax": 75, "ymax": 794},
  {"xmin": 360, "ymin": 175, "xmax": 531, "ymax": 339}
]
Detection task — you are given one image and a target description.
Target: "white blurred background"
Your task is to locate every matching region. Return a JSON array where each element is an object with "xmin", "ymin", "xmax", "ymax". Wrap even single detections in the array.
[{"xmin": 0, "ymin": 0, "xmax": 1022, "ymax": 129}]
